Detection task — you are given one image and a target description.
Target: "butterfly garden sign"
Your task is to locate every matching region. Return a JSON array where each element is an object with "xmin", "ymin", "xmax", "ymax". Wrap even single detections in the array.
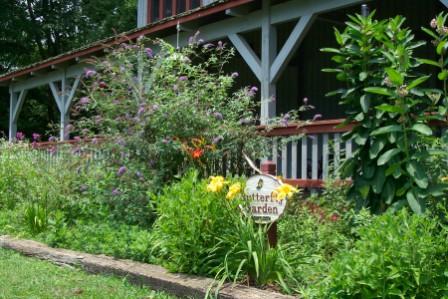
[{"xmin": 244, "ymin": 174, "xmax": 287, "ymax": 224}]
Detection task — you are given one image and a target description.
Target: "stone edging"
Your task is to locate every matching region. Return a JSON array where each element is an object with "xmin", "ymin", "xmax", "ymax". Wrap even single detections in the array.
[{"xmin": 0, "ymin": 235, "xmax": 296, "ymax": 299}]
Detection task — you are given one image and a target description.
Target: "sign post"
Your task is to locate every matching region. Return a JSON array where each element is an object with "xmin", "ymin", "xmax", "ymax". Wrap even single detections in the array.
[{"xmin": 261, "ymin": 161, "xmax": 278, "ymax": 247}]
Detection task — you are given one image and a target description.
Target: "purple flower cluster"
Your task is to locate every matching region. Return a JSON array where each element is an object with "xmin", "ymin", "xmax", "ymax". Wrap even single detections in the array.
[
  {"xmin": 117, "ymin": 166, "xmax": 127, "ymax": 177},
  {"xmin": 84, "ymin": 69, "xmax": 96, "ymax": 78},
  {"xmin": 15, "ymin": 132, "xmax": 25, "ymax": 141}
]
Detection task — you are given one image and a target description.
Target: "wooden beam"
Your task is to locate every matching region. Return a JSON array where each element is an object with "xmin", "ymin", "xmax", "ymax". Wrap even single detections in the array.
[
  {"xmin": 228, "ymin": 33, "xmax": 262, "ymax": 81},
  {"xmin": 12, "ymin": 90, "xmax": 27, "ymax": 123},
  {"xmin": 11, "ymin": 64, "xmax": 86, "ymax": 93},
  {"xmin": 270, "ymin": 14, "xmax": 315, "ymax": 84},
  {"xmin": 260, "ymin": 0, "xmax": 277, "ymax": 124},
  {"xmin": 65, "ymin": 75, "xmax": 81, "ymax": 114},
  {"xmin": 225, "ymin": 6, "xmax": 250, "ymax": 17}
]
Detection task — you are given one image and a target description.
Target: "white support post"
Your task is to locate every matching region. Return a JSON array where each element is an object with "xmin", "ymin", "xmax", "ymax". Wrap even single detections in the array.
[
  {"xmin": 49, "ymin": 73, "xmax": 81, "ymax": 141},
  {"xmin": 8, "ymin": 89, "xmax": 27, "ymax": 141},
  {"xmin": 260, "ymin": 0, "xmax": 277, "ymax": 124},
  {"xmin": 137, "ymin": 0, "xmax": 148, "ymax": 27}
]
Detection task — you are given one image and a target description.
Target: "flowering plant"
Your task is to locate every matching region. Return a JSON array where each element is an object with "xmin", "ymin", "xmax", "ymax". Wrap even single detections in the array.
[{"xmin": 76, "ymin": 37, "xmax": 267, "ymax": 185}]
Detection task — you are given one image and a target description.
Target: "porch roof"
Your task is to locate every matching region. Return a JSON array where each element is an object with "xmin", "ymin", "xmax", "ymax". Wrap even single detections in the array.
[{"xmin": 0, "ymin": 0, "xmax": 255, "ymax": 84}]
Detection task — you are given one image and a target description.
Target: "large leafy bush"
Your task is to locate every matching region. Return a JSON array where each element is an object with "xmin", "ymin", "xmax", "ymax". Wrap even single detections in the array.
[
  {"xmin": 323, "ymin": 14, "xmax": 447, "ymax": 213},
  {"xmin": 321, "ymin": 210, "xmax": 448, "ymax": 298}
]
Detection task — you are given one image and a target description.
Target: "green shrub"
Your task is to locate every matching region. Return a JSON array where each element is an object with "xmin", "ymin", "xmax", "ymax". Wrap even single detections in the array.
[
  {"xmin": 209, "ymin": 216, "xmax": 296, "ymax": 295},
  {"xmin": 323, "ymin": 13, "xmax": 448, "ymax": 213},
  {"xmin": 320, "ymin": 210, "xmax": 448, "ymax": 298},
  {"xmin": 42, "ymin": 220, "xmax": 154, "ymax": 263},
  {"xmin": 150, "ymin": 171, "xmax": 242, "ymax": 274}
]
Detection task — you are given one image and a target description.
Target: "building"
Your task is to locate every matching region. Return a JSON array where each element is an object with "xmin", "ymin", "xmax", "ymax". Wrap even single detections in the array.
[{"xmin": 0, "ymin": 0, "xmax": 446, "ymax": 187}]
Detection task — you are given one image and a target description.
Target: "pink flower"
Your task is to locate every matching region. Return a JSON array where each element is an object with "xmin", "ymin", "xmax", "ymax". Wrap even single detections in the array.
[
  {"xmin": 79, "ymin": 97, "xmax": 90, "ymax": 105},
  {"xmin": 117, "ymin": 166, "xmax": 127, "ymax": 177},
  {"xmin": 15, "ymin": 132, "xmax": 25, "ymax": 141},
  {"xmin": 32, "ymin": 133, "xmax": 41, "ymax": 142},
  {"xmin": 145, "ymin": 48, "xmax": 153, "ymax": 58},
  {"xmin": 312, "ymin": 114, "xmax": 322, "ymax": 121},
  {"xmin": 84, "ymin": 69, "xmax": 96, "ymax": 78}
]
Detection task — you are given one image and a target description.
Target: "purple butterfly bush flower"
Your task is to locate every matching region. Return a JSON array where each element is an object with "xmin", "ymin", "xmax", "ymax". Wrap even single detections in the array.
[
  {"xmin": 73, "ymin": 136, "xmax": 81, "ymax": 142},
  {"xmin": 203, "ymin": 43, "xmax": 214, "ymax": 49},
  {"xmin": 15, "ymin": 132, "xmax": 25, "ymax": 141},
  {"xmin": 32, "ymin": 133, "xmax": 41, "ymax": 142},
  {"xmin": 213, "ymin": 112, "xmax": 223, "ymax": 121},
  {"xmin": 91, "ymin": 137, "xmax": 99, "ymax": 145},
  {"xmin": 117, "ymin": 166, "xmax": 127, "ymax": 177},
  {"xmin": 312, "ymin": 114, "xmax": 323, "ymax": 121},
  {"xmin": 248, "ymin": 86, "xmax": 258, "ymax": 97},
  {"xmin": 179, "ymin": 76, "xmax": 188, "ymax": 81},
  {"xmin": 79, "ymin": 97, "xmax": 90, "ymax": 105},
  {"xmin": 213, "ymin": 136, "xmax": 224, "ymax": 144},
  {"xmin": 137, "ymin": 104, "xmax": 145, "ymax": 116},
  {"xmin": 280, "ymin": 113, "xmax": 290, "ymax": 127},
  {"xmin": 84, "ymin": 68, "xmax": 96, "ymax": 78},
  {"xmin": 111, "ymin": 188, "xmax": 121, "ymax": 196},
  {"xmin": 48, "ymin": 136, "xmax": 57, "ymax": 142},
  {"xmin": 217, "ymin": 41, "xmax": 224, "ymax": 49},
  {"xmin": 231, "ymin": 72, "xmax": 239, "ymax": 79},
  {"xmin": 303, "ymin": 97, "xmax": 309, "ymax": 105}
]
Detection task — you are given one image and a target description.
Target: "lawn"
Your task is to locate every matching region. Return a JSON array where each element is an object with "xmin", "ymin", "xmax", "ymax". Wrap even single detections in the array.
[{"xmin": 0, "ymin": 248, "xmax": 178, "ymax": 299}]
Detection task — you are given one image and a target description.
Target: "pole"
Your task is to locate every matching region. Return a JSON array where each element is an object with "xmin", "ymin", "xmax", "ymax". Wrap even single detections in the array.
[{"xmin": 261, "ymin": 160, "xmax": 277, "ymax": 247}]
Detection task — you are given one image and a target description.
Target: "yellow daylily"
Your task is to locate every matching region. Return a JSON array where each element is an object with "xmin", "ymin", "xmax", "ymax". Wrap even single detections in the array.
[
  {"xmin": 226, "ymin": 183, "xmax": 242, "ymax": 200},
  {"xmin": 273, "ymin": 183, "xmax": 298, "ymax": 201},
  {"xmin": 207, "ymin": 176, "xmax": 226, "ymax": 193}
]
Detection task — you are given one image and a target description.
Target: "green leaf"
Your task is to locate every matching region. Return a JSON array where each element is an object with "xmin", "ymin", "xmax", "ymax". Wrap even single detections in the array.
[
  {"xmin": 334, "ymin": 28, "xmax": 344, "ymax": 45},
  {"xmin": 364, "ymin": 87, "xmax": 393, "ymax": 96},
  {"xmin": 369, "ymin": 139, "xmax": 386, "ymax": 159},
  {"xmin": 371, "ymin": 125, "xmax": 402, "ymax": 136},
  {"xmin": 406, "ymin": 190, "xmax": 425, "ymax": 214},
  {"xmin": 377, "ymin": 148, "xmax": 401, "ymax": 166},
  {"xmin": 359, "ymin": 185, "xmax": 370, "ymax": 199},
  {"xmin": 411, "ymin": 124, "xmax": 432, "ymax": 136},
  {"xmin": 437, "ymin": 40, "xmax": 447, "ymax": 55},
  {"xmin": 360, "ymin": 95, "xmax": 370, "ymax": 113},
  {"xmin": 359, "ymin": 72, "xmax": 368, "ymax": 82},
  {"xmin": 375, "ymin": 104, "xmax": 404, "ymax": 113},
  {"xmin": 438, "ymin": 70, "xmax": 448, "ymax": 81},
  {"xmin": 417, "ymin": 58, "xmax": 440, "ymax": 68},
  {"xmin": 407, "ymin": 75, "xmax": 431, "ymax": 90},
  {"xmin": 320, "ymin": 48, "xmax": 341, "ymax": 54},
  {"xmin": 421, "ymin": 27, "xmax": 439, "ymax": 40},
  {"xmin": 372, "ymin": 168, "xmax": 386, "ymax": 194},
  {"xmin": 406, "ymin": 161, "xmax": 429, "ymax": 189},
  {"xmin": 385, "ymin": 68, "xmax": 403, "ymax": 85}
]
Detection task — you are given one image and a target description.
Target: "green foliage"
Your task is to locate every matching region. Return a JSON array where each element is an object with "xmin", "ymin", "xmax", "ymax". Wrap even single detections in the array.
[
  {"xmin": 78, "ymin": 38, "xmax": 266, "ymax": 186},
  {"xmin": 209, "ymin": 216, "xmax": 296, "ymax": 295},
  {"xmin": 323, "ymin": 13, "xmax": 447, "ymax": 213},
  {"xmin": 321, "ymin": 210, "xmax": 448, "ymax": 298},
  {"xmin": 43, "ymin": 220, "xmax": 154, "ymax": 263},
  {"xmin": 24, "ymin": 202, "xmax": 48, "ymax": 235},
  {"xmin": 150, "ymin": 171, "xmax": 242, "ymax": 274}
]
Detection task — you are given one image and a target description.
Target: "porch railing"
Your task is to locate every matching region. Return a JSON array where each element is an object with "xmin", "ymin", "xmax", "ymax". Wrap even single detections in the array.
[{"xmin": 262, "ymin": 119, "xmax": 355, "ymax": 188}]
